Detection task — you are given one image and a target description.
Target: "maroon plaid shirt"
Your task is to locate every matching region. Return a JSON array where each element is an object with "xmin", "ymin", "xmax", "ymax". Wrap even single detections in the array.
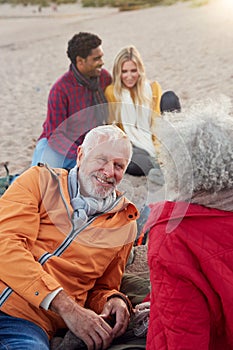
[{"xmin": 39, "ymin": 65, "xmax": 112, "ymax": 159}]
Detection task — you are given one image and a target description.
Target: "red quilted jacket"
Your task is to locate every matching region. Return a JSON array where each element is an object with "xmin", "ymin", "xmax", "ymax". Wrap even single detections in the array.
[{"xmin": 145, "ymin": 201, "xmax": 233, "ymax": 350}]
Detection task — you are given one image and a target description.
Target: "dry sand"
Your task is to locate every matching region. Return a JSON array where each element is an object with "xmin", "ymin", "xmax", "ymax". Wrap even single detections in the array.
[{"xmin": 0, "ymin": 0, "xmax": 233, "ymax": 208}]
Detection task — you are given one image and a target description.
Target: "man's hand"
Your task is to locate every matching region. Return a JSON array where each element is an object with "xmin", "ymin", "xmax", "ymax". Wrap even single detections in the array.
[
  {"xmin": 100, "ymin": 296, "xmax": 130, "ymax": 338},
  {"xmin": 50, "ymin": 290, "xmax": 113, "ymax": 350}
]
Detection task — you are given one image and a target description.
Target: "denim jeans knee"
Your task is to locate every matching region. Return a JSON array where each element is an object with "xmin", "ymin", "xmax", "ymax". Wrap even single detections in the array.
[{"xmin": 0, "ymin": 312, "xmax": 49, "ymax": 350}]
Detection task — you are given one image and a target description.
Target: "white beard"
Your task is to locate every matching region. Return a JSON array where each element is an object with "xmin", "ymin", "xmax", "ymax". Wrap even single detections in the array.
[{"xmin": 78, "ymin": 169, "xmax": 115, "ymax": 199}]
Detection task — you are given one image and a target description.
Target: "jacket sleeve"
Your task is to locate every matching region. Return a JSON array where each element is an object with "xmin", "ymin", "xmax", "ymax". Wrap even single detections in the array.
[
  {"xmin": 101, "ymin": 69, "xmax": 112, "ymax": 89},
  {"xmin": 0, "ymin": 167, "xmax": 61, "ymax": 308},
  {"xmin": 85, "ymin": 241, "xmax": 134, "ymax": 314},
  {"xmin": 151, "ymin": 81, "xmax": 162, "ymax": 116},
  {"xmin": 46, "ymin": 85, "xmax": 81, "ymax": 155},
  {"xmin": 105, "ymin": 84, "xmax": 116, "ymax": 103},
  {"xmin": 104, "ymin": 85, "xmax": 122, "ymax": 126},
  {"xmin": 150, "ymin": 81, "xmax": 162, "ymax": 146}
]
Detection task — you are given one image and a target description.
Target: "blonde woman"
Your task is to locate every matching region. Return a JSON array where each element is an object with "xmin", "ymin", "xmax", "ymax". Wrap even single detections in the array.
[{"xmin": 105, "ymin": 45, "xmax": 162, "ymax": 178}]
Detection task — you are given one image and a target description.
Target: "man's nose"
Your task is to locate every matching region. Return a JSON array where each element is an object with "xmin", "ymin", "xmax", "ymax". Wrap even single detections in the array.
[
  {"xmin": 103, "ymin": 161, "xmax": 114, "ymax": 176},
  {"xmin": 99, "ymin": 57, "xmax": 104, "ymax": 66}
]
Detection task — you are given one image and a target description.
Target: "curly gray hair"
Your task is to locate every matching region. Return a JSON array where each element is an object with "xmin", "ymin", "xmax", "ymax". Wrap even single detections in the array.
[{"xmin": 155, "ymin": 95, "xmax": 233, "ymax": 204}]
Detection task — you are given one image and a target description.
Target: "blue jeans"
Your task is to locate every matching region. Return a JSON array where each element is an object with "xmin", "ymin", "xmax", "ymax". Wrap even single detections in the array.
[
  {"xmin": 0, "ymin": 312, "xmax": 49, "ymax": 350},
  {"xmin": 31, "ymin": 138, "xmax": 76, "ymax": 169}
]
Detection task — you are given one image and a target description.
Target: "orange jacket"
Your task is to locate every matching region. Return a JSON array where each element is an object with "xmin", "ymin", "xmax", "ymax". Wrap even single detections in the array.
[{"xmin": 0, "ymin": 165, "xmax": 138, "ymax": 338}]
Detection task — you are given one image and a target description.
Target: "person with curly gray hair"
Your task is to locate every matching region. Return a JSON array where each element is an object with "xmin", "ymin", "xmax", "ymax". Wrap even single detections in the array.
[{"xmin": 145, "ymin": 96, "xmax": 233, "ymax": 350}]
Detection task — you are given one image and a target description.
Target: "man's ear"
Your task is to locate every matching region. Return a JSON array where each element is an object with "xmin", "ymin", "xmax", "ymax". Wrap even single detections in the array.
[
  {"xmin": 76, "ymin": 56, "xmax": 85, "ymax": 71},
  {"xmin": 76, "ymin": 146, "xmax": 83, "ymax": 167}
]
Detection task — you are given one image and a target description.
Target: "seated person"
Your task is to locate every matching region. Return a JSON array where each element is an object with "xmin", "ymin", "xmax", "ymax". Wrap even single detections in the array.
[
  {"xmin": 145, "ymin": 98, "xmax": 233, "ymax": 350},
  {"xmin": 0, "ymin": 125, "xmax": 139, "ymax": 350},
  {"xmin": 31, "ymin": 32, "xmax": 111, "ymax": 169},
  {"xmin": 105, "ymin": 45, "xmax": 162, "ymax": 177}
]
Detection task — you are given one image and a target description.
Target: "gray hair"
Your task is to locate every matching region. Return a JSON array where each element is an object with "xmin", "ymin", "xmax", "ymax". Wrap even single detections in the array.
[
  {"xmin": 81, "ymin": 124, "xmax": 133, "ymax": 164},
  {"xmin": 155, "ymin": 95, "xmax": 233, "ymax": 201}
]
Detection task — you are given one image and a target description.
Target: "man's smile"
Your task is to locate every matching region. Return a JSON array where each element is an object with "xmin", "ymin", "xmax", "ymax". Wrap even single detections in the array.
[{"xmin": 95, "ymin": 175, "xmax": 115, "ymax": 186}]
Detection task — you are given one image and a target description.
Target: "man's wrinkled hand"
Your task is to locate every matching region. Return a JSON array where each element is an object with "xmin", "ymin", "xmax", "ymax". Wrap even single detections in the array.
[
  {"xmin": 100, "ymin": 296, "xmax": 130, "ymax": 338},
  {"xmin": 50, "ymin": 290, "xmax": 113, "ymax": 350}
]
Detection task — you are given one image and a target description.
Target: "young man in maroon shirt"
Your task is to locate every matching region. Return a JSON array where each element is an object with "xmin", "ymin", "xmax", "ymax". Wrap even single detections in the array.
[{"xmin": 31, "ymin": 32, "xmax": 112, "ymax": 169}]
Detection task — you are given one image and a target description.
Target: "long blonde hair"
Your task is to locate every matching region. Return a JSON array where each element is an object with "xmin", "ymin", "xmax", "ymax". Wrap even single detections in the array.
[{"xmin": 112, "ymin": 45, "xmax": 151, "ymax": 106}]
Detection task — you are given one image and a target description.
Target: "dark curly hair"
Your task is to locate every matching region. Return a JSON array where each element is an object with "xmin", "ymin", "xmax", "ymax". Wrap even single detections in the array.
[{"xmin": 67, "ymin": 32, "xmax": 102, "ymax": 64}]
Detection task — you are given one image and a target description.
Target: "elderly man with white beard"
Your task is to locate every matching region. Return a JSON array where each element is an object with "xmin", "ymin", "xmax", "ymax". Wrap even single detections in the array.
[{"xmin": 0, "ymin": 125, "xmax": 139, "ymax": 350}]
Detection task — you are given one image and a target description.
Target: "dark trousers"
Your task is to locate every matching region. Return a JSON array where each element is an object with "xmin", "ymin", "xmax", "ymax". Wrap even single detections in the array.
[{"xmin": 126, "ymin": 146, "xmax": 157, "ymax": 176}]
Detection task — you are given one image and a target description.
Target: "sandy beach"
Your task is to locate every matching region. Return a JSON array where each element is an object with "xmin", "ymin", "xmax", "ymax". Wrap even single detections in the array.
[{"xmin": 0, "ymin": 0, "xmax": 233, "ymax": 207}]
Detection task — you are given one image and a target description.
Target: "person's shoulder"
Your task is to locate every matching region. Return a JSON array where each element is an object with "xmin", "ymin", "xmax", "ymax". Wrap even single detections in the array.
[
  {"xmin": 8, "ymin": 165, "xmax": 68, "ymax": 201},
  {"xmin": 7, "ymin": 166, "xmax": 43, "ymax": 197},
  {"xmin": 150, "ymin": 81, "xmax": 162, "ymax": 100},
  {"xmin": 23, "ymin": 165, "xmax": 69, "ymax": 193},
  {"xmin": 100, "ymin": 68, "xmax": 112, "ymax": 85},
  {"xmin": 52, "ymin": 68, "xmax": 70, "ymax": 84},
  {"xmin": 17, "ymin": 164, "xmax": 49, "ymax": 183},
  {"xmin": 100, "ymin": 68, "xmax": 111, "ymax": 78},
  {"xmin": 150, "ymin": 81, "xmax": 161, "ymax": 91},
  {"xmin": 50, "ymin": 68, "xmax": 75, "ymax": 91},
  {"xmin": 35, "ymin": 164, "xmax": 68, "ymax": 178},
  {"xmin": 21, "ymin": 164, "xmax": 67, "ymax": 181},
  {"xmin": 105, "ymin": 84, "xmax": 114, "ymax": 94},
  {"xmin": 104, "ymin": 84, "xmax": 116, "ymax": 101}
]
